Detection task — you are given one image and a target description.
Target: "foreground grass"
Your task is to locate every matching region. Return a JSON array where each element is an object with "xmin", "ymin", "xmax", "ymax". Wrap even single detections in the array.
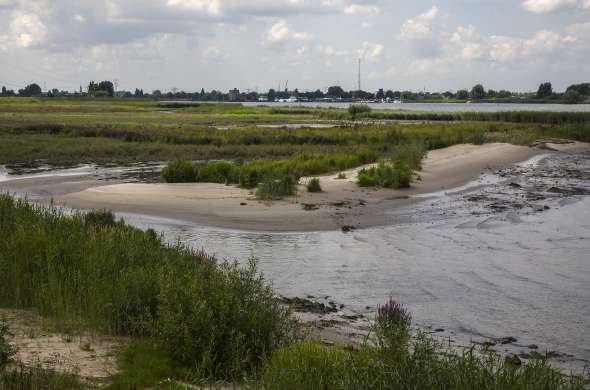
[{"xmin": 0, "ymin": 195, "xmax": 294, "ymax": 383}]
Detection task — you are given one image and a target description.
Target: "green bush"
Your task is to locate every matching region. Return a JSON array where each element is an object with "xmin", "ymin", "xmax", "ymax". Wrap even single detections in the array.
[
  {"xmin": 256, "ymin": 176, "xmax": 297, "ymax": 200},
  {"xmin": 348, "ymin": 104, "xmax": 371, "ymax": 120},
  {"xmin": 197, "ymin": 160, "xmax": 239, "ymax": 184},
  {"xmin": 0, "ymin": 195, "xmax": 295, "ymax": 382},
  {"xmin": 84, "ymin": 209, "xmax": 117, "ymax": 228},
  {"xmin": 306, "ymin": 178, "xmax": 322, "ymax": 193},
  {"xmin": 357, "ymin": 160, "xmax": 412, "ymax": 189},
  {"xmin": 161, "ymin": 160, "xmax": 197, "ymax": 183}
]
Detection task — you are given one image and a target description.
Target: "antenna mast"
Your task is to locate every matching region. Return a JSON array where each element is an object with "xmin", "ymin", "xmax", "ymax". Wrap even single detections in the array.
[{"xmin": 358, "ymin": 58, "xmax": 361, "ymax": 92}]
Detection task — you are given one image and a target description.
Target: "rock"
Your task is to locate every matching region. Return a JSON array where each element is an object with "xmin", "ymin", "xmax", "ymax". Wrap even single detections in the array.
[
  {"xmin": 505, "ymin": 353, "xmax": 522, "ymax": 366},
  {"xmin": 240, "ymin": 202, "xmax": 247, "ymax": 206},
  {"xmin": 508, "ymin": 182, "xmax": 522, "ymax": 188},
  {"xmin": 434, "ymin": 328, "xmax": 445, "ymax": 332},
  {"xmin": 527, "ymin": 344, "xmax": 538, "ymax": 350},
  {"xmin": 497, "ymin": 336, "xmax": 517, "ymax": 345},
  {"xmin": 341, "ymin": 225, "xmax": 355, "ymax": 232}
]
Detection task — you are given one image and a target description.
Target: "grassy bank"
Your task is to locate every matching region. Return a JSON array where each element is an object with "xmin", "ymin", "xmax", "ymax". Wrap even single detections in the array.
[{"xmin": 0, "ymin": 195, "xmax": 294, "ymax": 383}]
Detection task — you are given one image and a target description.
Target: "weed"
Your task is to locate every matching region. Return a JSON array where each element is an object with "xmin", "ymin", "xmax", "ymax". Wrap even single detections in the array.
[{"xmin": 306, "ymin": 178, "xmax": 322, "ymax": 193}]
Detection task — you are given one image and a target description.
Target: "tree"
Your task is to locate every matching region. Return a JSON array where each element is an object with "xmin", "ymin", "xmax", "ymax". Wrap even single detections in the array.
[
  {"xmin": 536, "ymin": 82, "xmax": 553, "ymax": 99},
  {"xmin": 376, "ymin": 88, "xmax": 385, "ymax": 100},
  {"xmin": 1, "ymin": 86, "xmax": 6, "ymax": 95},
  {"xmin": 385, "ymin": 90, "xmax": 394, "ymax": 100},
  {"xmin": 18, "ymin": 83, "xmax": 42, "ymax": 97},
  {"xmin": 267, "ymin": 89, "xmax": 276, "ymax": 102},
  {"xmin": 563, "ymin": 90, "xmax": 583, "ymax": 104},
  {"xmin": 456, "ymin": 89, "xmax": 469, "ymax": 100},
  {"xmin": 327, "ymin": 86, "xmax": 346, "ymax": 98},
  {"xmin": 88, "ymin": 80, "xmax": 114, "ymax": 97},
  {"xmin": 566, "ymin": 83, "xmax": 590, "ymax": 96},
  {"xmin": 487, "ymin": 89, "xmax": 497, "ymax": 98},
  {"xmin": 470, "ymin": 84, "xmax": 485, "ymax": 100}
]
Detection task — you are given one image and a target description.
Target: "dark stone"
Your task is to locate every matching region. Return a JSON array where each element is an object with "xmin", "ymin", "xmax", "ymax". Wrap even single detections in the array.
[
  {"xmin": 528, "ymin": 344, "xmax": 539, "ymax": 350},
  {"xmin": 434, "ymin": 328, "xmax": 445, "ymax": 332},
  {"xmin": 509, "ymin": 182, "xmax": 522, "ymax": 188},
  {"xmin": 497, "ymin": 336, "xmax": 518, "ymax": 344},
  {"xmin": 341, "ymin": 225, "xmax": 355, "ymax": 232},
  {"xmin": 240, "ymin": 202, "xmax": 247, "ymax": 206}
]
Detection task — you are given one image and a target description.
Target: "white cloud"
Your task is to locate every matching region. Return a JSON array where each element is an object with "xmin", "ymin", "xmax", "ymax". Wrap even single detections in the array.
[
  {"xmin": 400, "ymin": 6, "xmax": 439, "ymax": 40},
  {"xmin": 521, "ymin": 0, "xmax": 581, "ymax": 13},
  {"xmin": 202, "ymin": 45, "xmax": 230, "ymax": 62},
  {"xmin": 10, "ymin": 12, "xmax": 47, "ymax": 48},
  {"xmin": 166, "ymin": 0, "xmax": 221, "ymax": 16},
  {"xmin": 489, "ymin": 30, "xmax": 573, "ymax": 63},
  {"xmin": 357, "ymin": 41, "xmax": 383, "ymax": 61},
  {"xmin": 343, "ymin": 4, "xmax": 380, "ymax": 16},
  {"xmin": 265, "ymin": 19, "xmax": 311, "ymax": 47}
]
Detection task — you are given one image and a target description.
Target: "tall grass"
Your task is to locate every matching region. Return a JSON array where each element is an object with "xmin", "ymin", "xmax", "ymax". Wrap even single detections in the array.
[
  {"xmin": 0, "ymin": 195, "xmax": 295, "ymax": 381},
  {"xmin": 259, "ymin": 299, "xmax": 589, "ymax": 390}
]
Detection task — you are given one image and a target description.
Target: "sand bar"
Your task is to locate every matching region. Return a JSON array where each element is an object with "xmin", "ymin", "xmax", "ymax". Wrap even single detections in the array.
[{"xmin": 38, "ymin": 143, "xmax": 548, "ymax": 232}]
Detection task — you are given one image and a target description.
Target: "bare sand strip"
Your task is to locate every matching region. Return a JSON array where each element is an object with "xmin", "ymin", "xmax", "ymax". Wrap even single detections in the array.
[{"xmin": 53, "ymin": 143, "xmax": 545, "ymax": 232}]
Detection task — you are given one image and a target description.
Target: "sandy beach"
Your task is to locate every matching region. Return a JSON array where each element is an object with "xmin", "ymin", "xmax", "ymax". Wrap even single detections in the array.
[{"xmin": 32, "ymin": 142, "xmax": 548, "ymax": 232}]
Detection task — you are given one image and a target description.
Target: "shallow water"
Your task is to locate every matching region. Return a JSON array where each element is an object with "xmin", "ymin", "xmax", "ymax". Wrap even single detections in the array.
[{"xmin": 241, "ymin": 102, "xmax": 590, "ymax": 113}]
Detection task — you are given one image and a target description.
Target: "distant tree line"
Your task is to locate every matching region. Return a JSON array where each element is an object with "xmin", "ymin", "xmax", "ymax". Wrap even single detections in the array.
[{"xmin": 1, "ymin": 80, "xmax": 589, "ymax": 104}]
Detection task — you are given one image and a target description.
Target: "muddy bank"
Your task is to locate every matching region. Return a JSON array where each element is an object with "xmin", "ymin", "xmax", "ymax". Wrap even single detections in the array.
[{"xmin": 1, "ymin": 143, "xmax": 551, "ymax": 232}]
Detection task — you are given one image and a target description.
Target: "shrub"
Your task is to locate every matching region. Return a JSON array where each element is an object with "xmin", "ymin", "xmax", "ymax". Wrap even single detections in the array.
[
  {"xmin": 197, "ymin": 161, "xmax": 239, "ymax": 184},
  {"xmin": 348, "ymin": 104, "xmax": 371, "ymax": 121},
  {"xmin": 357, "ymin": 161, "xmax": 412, "ymax": 189},
  {"xmin": 256, "ymin": 176, "xmax": 297, "ymax": 200},
  {"xmin": 84, "ymin": 209, "xmax": 117, "ymax": 228},
  {"xmin": 336, "ymin": 172, "xmax": 346, "ymax": 180},
  {"xmin": 161, "ymin": 160, "xmax": 197, "ymax": 183},
  {"xmin": 306, "ymin": 178, "xmax": 322, "ymax": 193}
]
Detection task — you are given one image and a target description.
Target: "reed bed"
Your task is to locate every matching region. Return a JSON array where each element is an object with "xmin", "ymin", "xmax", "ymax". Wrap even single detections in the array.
[{"xmin": 0, "ymin": 195, "xmax": 295, "ymax": 381}]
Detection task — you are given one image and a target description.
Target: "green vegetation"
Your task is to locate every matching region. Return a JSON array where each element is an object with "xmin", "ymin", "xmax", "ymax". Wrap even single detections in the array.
[
  {"xmin": 256, "ymin": 176, "xmax": 297, "ymax": 200},
  {"xmin": 348, "ymin": 104, "xmax": 371, "ymax": 121},
  {"xmin": 0, "ymin": 195, "xmax": 294, "ymax": 384},
  {"xmin": 358, "ymin": 161, "xmax": 413, "ymax": 189},
  {"xmin": 0, "ymin": 364, "xmax": 86, "ymax": 390},
  {"xmin": 1, "ymin": 99, "xmax": 590, "ymax": 169},
  {"xmin": 160, "ymin": 160, "xmax": 197, "ymax": 183},
  {"xmin": 259, "ymin": 298, "xmax": 588, "ymax": 390},
  {"xmin": 306, "ymin": 178, "xmax": 322, "ymax": 193}
]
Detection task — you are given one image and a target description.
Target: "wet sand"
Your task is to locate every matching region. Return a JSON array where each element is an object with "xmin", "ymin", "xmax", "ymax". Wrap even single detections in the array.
[{"xmin": 45, "ymin": 143, "xmax": 544, "ymax": 232}]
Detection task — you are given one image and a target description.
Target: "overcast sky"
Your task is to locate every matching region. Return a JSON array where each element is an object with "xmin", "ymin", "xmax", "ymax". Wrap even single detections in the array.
[{"xmin": 0, "ymin": 0, "xmax": 589, "ymax": 93}]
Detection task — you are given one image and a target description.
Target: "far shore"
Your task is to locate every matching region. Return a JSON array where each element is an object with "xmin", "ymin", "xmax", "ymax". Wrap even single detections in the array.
[{"xmin": 3, "ymin": 141, "xmax": 587, "ymax": 232}]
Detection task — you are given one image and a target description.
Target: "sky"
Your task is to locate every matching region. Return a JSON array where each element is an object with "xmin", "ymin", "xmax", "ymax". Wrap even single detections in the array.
[{"xmin": 0, "ymin": 0, "xmax": 589, "ymax": 93}]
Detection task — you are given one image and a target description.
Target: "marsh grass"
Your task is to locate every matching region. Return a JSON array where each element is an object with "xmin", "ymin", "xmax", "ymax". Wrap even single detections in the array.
[
  {"xmin": 358, "ymin": 161, "xmax": 412, "ymax": 189},
  {"xmin": 259, "ymin": 299, "xmax": 589, "ymax": 390},
  {"xmin": 306, "ymin": 178, "xmax": 322, "ymax": 193},
  {"xmin": 256, "ymin": 176, "xmax": 297, "ymax": 200},
  {"xmin": 0, "ymin": 364, "xmax": 86, "ymax": 390},
  {"xmin": 0, "ymin": 195, "xmax": 295, "ymax": 382},
  {"xmin": 161, "ymin": 160, "xmax": 197, "ymax": 183}
]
